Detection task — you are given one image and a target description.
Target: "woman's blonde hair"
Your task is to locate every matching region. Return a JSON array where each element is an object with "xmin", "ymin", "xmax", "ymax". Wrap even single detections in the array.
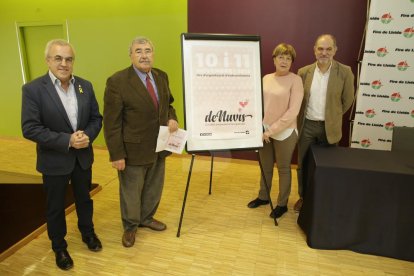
[{"xmin": 272, "ymin": 43, "xmax": 296, "ymax": 62}]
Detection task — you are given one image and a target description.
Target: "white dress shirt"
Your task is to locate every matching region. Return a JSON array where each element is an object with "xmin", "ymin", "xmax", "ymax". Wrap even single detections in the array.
[
  {"xmin": 305, "ymin": 63, "xmax": 332, "ymax": 121},
  {"xmin": 49, "ymin": 71, "xmax": 78, "ymax": 131}
]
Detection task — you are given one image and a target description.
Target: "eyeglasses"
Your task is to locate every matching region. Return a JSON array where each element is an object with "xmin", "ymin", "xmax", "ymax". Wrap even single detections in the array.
[{"xmin": 49, "ymin": 55, "xmax": 74, "ymax": 64}]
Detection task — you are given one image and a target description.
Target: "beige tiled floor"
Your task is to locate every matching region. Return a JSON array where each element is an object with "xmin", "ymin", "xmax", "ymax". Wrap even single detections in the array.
[{"xmin": 0, "ymin": 137, "xmax": 413, "ymax": 275}]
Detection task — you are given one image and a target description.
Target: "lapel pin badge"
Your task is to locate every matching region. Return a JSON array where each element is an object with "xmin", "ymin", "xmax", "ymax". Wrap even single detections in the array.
[{"xmin": 79, "ymin": 85, "xmax": 83, "ymax": 94}]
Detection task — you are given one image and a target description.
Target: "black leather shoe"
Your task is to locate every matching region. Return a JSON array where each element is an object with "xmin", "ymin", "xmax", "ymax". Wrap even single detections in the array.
[
  {"xmin": 55, "ymin": 250, "xmax": 74, "ymax": 270},
  {"xmin": 82, "ymin": 233, "xmax": 102, "ymax": 252},
  {"xmin": 247, "ymin": 198, "xmax": 270, "ymax": 208},
  {"xmin": 270, "ymin": 205, "xmax": 288, "ymax": 218}
]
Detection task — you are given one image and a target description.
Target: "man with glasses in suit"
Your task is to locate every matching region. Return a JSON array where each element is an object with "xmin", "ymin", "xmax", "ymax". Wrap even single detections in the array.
[{"xmin": 22, "ymin": 39, "xmax": 103, "ymax": 271}]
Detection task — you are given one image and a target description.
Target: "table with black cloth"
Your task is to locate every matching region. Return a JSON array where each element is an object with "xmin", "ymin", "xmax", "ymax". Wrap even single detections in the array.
[{"xmin": 297, "ymin": 145, "xmax": 414, "ymax": 262}]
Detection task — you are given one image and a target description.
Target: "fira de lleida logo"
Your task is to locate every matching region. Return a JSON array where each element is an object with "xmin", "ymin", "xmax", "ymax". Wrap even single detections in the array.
[
  {"xmin": 381, "ymin": 13, "xmax": 393, "ymax": 24},
  {"xmin": 361, "ymin": 139, "xmax": 371, "ymax": 148},
  {"xmin": 403, "ymin": 27, "xmax": 414, "ymax": 38},
  {"xmin": 371, "ymin": 80, "xmax": 382, "ymax": 89},
  {"xmin": 391, "ymin": 92, "xmax": 402, "ymax": 102},
  {"xmin": 376, "ymin": 47, "xmax": 388, "ymax": 57},
  {"xmin": 397, "ymin": 61, "xmax": 409, "ymax": 71},
  {"xmin": 365, "ymin": 109, "xmax": 376, "ymax": 118},
  {"xmin": 385, "ymin": 122, "xmax": 394, "ymax": 131}
]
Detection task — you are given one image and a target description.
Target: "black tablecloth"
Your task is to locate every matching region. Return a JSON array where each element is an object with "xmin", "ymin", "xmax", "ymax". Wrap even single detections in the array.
[{"xmin": 297, "ymin": 145, "xmax": 414, "ymax": 262}]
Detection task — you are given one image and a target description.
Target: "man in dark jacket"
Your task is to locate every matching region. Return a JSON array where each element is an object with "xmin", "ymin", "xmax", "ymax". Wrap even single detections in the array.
[
  {"xmin": 21, "ymin": 39, "xmax": 103, "ymax": 270},
  {"xmin": 103, "ymin": 36, "xmax": 178, "ymax": 248}
]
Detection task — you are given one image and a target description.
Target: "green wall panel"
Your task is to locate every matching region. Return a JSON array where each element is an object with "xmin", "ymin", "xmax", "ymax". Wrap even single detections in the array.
[{"xmin": 0, "ymin": 0, "xmax": 187, "ymax": 146}]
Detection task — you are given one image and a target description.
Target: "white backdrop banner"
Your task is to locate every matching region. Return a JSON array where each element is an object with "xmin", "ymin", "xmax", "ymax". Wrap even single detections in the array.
[{"xmin": 351, "ymin": 0, "xmax": 414, "ymax": 150}]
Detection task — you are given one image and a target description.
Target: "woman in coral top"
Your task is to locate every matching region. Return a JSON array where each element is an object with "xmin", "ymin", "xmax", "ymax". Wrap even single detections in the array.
[{"xmin": 248, "ymin": 43, "xmax": 304, "ymax": 218}]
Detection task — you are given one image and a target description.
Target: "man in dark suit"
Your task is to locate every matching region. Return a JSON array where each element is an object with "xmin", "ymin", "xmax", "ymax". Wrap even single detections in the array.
[
  {"xmin": 21, "ymin": 39, "xmax": 103, "ymax": 270},
  {"xmin": 103, "ymin": 36, "xmax": 178, "ymax": 248},
  {"xmin": 295, "ymin": 34, "xmax": 355, "ymax": 212}
]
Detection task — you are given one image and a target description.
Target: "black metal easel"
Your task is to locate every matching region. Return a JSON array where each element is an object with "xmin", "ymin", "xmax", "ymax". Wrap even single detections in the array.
[{"xmin": 176, "ymin": 150, "xmax": 277, "ymax": 238}]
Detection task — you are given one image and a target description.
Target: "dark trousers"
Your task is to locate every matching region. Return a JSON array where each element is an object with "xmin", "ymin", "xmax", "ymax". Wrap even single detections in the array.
[
  {"xmin": 43, "ymin": 160, "xmax": 94, "ymax": 252},
  {"xmin": 297, "ymin": 119, "xmax": 331, "ymax": 197}
]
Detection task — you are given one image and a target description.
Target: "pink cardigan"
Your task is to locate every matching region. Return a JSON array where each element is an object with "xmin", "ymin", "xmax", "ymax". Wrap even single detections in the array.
[{"xmin": 262, "ymin": 72, "xmax": 304, "ymax": 137}]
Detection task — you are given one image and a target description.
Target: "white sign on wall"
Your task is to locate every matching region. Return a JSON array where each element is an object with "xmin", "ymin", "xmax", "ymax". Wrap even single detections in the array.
[{"xmin": 351, "ymin": 0, "xmax": 414, "ymax": 150}]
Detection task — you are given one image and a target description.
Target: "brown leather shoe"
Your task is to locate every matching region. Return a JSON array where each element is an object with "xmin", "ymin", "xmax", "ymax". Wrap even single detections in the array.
[
  {"xmin": 294, "ymin": 198, "xmax": 303, "ymax": 213},
  {"xmin": 122, "ymin": 229, "xmax": 136, "ymax": 247},
  {"xmin": 139, "ymin": 218, "xmax": 167, "ymax": 231}
]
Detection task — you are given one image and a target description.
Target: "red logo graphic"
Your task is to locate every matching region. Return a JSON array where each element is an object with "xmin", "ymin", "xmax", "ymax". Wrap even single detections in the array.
[
  {"xmin": 239, "ymin": 101, "xmax": 248, "ymax": 108},
  {"xmin": 371, "ymin": 80, "xmax": 382, "ymax": 89},
  {"xmin": 381, "ymin": 13, "xmax": 393, "ymax": 24},
  {"xmin": 361, "ymin": 139, "xmax": 371, "ymax": 148},
  {"xmin": 365, "ymin": 109, "xmax": 376, "ymax": 118},
  {"xmin": 376, "ymin": 47, "xmax": 388, "ymax": 57},
  {"xmin": 238, "ymin": 99, "xmax": 249, "ymax": 112},
  {"xmin": 391, "ymin": 92, "xmax": 402, "ymax": 102},
  {"xmin": 397, "ymin": 61, "xmax": 409, "ymax": 71},
  {"xmin": 403, "ymin": 27, "xmax": 414, "ymax": 38},
  {"xmin": 385, "ymin": 122, "xmax": 395, "ymax": 131}
]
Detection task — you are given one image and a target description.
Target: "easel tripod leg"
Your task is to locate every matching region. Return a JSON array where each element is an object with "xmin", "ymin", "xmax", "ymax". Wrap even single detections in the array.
[
  {"xmin": 177, "ymin": 154, "xmax": 196, "ymax": 237},
  {"xmin": 209, "ymin": 153, "xmax": 214, "ymax": 195}
]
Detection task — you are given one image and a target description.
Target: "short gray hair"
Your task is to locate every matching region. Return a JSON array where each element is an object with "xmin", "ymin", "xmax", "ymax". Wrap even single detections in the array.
[
  {"xmin": 44, "ymin": 39, "xmax": 75, "ymax": 59},
  {"xmin": 129, "ymin": 36, "xmax": 154, "ymax": 55},
  {"xmin": 315, "ymin": 34, "xmax": 337, "ymax": 49}
]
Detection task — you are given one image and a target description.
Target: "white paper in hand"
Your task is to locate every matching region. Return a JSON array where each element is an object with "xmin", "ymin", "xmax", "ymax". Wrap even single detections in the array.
[{"xmin": 156, "ymin": 126, "xmax": 188, "ymax": 154}]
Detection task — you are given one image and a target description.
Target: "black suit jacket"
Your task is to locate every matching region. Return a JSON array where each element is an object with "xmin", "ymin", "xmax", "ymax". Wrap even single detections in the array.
[{"xmin": 21, "ymin": 73, "xmax": 102, "ymax": 175}]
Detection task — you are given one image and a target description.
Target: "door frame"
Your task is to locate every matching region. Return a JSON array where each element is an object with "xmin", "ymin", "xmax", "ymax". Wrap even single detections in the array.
[{"xmin": 15, "ymin": 20, "xmax": 69, "ymax": 84}]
